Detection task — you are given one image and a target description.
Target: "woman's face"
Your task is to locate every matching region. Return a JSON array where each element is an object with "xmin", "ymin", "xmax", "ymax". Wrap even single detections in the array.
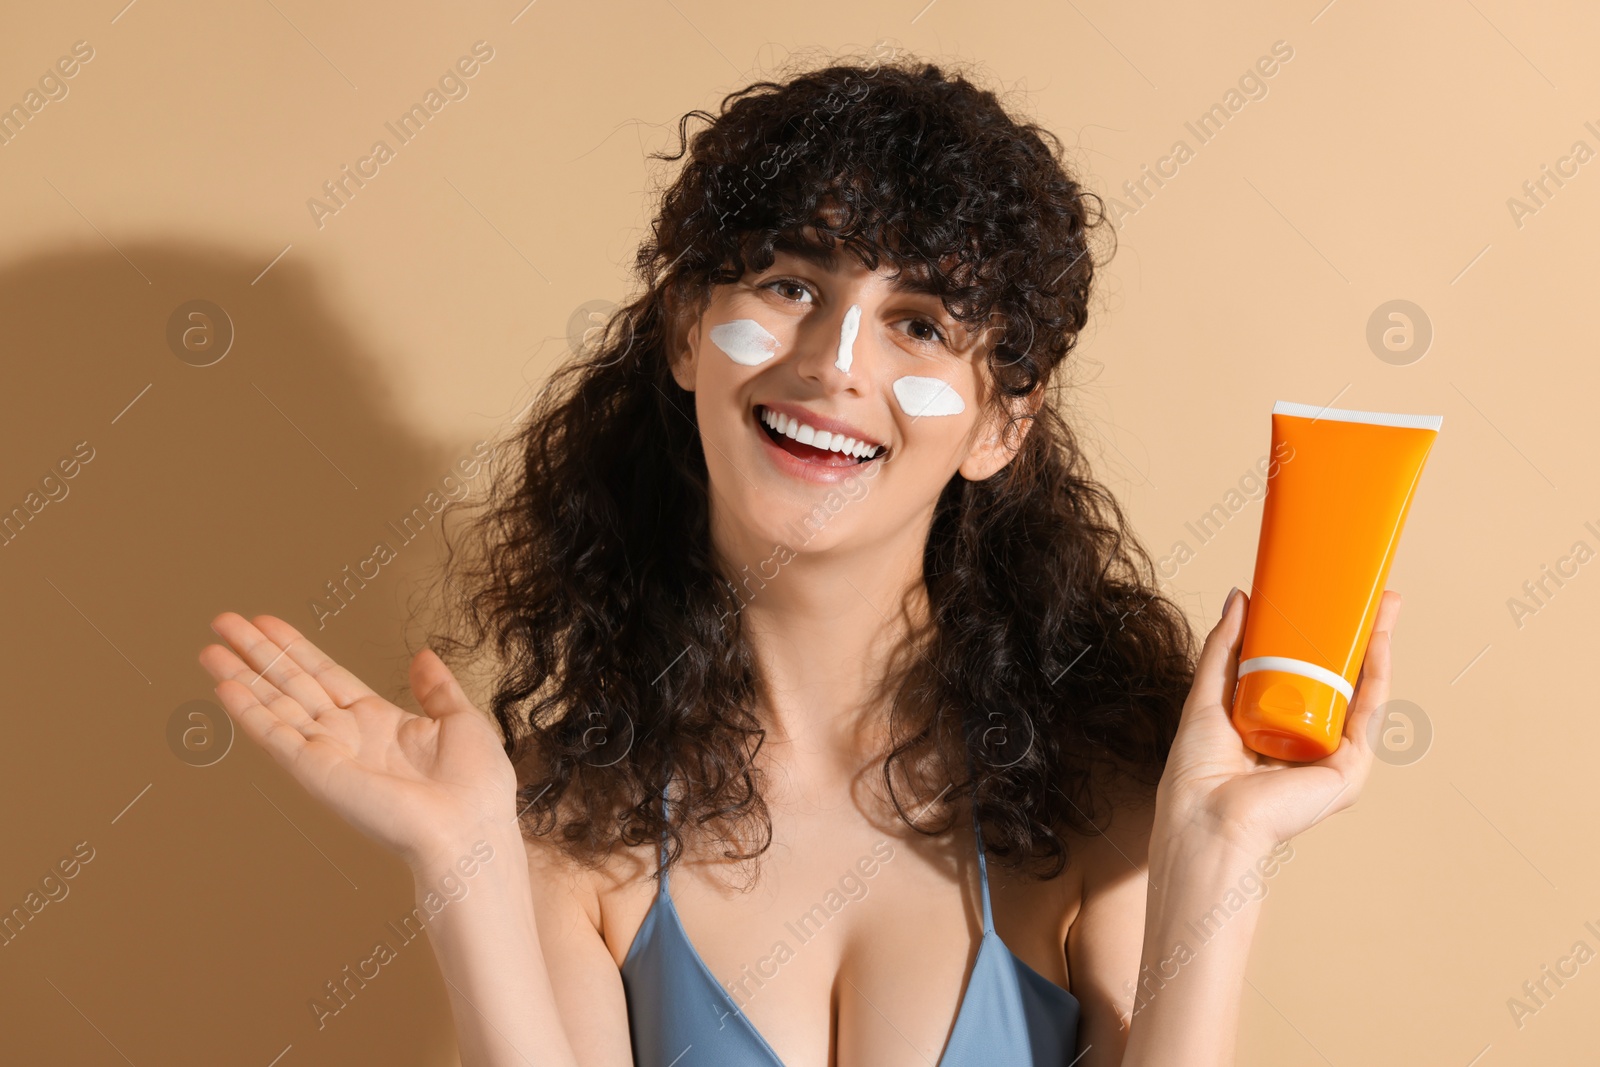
[{"xmin": 670, "ymin": 235, "xmax": 1028, "ymax": 565}]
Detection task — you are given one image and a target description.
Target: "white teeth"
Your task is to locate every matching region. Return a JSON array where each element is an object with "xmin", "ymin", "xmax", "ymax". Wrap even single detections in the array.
[{"xmin": 758, "ymin": 407, "xmax": 881, "ymax": 459}]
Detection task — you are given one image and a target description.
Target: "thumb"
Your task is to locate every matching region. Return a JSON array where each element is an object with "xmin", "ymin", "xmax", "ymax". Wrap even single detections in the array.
[
  {"xmin": 1178, "ymin": 586, "xmax": 1248, "ymax": 731},
  {"xmin": 410, "ymin": 647, "xmax": 477, "ymax": 722}
]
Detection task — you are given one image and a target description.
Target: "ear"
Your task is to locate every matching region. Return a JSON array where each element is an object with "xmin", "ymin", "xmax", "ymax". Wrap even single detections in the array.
[
  {"xmin": 668, "ymin": 303, "xmax": 700, "ymax": 392},
  {"xmin": 958, "ymin": 386, "xmax": 1043, "ymax": 481}
]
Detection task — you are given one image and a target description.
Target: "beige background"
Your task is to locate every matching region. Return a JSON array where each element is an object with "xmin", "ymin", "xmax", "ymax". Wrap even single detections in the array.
[{"xmin": 1, "ymin": 0, "xmax": 1595, "ymax": 1063}]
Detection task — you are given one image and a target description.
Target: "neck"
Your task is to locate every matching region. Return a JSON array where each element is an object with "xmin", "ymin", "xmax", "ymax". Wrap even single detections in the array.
[{"xmin": 713, "ymin": 508, "xmax": 935, "ymax": 770}]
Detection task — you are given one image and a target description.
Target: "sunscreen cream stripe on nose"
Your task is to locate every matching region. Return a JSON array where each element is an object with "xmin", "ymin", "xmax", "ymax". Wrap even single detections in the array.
[
  {"xmin": 710, "ymin": 319, "xmax": 779, "ymax": 366},
  {"xmin": 835, "ymin": 304, "xmax": 861, "ymax": 373},
  {"xmin": 893, "ymin": 375, "xmax": 965, "ymax": 416}
]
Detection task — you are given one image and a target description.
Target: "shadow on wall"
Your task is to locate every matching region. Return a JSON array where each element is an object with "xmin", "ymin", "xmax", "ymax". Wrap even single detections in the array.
[{"xmin": 0, "ymin": 244, "xmax": 503, "ymax": 1067}]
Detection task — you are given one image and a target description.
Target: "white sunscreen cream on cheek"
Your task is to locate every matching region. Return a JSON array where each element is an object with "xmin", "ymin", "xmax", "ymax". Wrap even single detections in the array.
[
  {"xmin": 893, "ymin": 375, "xmax": 965, "ymax": 417},
  {"xmin": 835, "ymin": 304, "xmax": 861, "ymax": 373},
  {"xmin": 709, "ymin": 319, "xmax": 779, "ymax": 366}
]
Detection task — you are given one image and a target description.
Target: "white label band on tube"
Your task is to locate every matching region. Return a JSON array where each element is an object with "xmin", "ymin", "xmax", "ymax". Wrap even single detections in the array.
[{"xmin": 1237, "ymin": 656, "xmax": 1355, "ymax": 701}]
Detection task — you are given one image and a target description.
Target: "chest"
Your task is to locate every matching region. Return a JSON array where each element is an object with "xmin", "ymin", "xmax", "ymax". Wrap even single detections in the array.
[{"xmin": 601, "ymin": 806, "xmax": 1081, "ymax": 1067}]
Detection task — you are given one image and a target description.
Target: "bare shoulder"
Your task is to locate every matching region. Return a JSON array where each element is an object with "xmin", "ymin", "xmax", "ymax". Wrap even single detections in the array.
[
  {"xmin": 522, "ymin": 820, "xmax": 659, "ymax": 966},
  {"xmin": 1062, "ymin": 778, "xmax": 1158, "ymax": 889},
  {"xmin": 522, "ymin": 829, "xmax": 604, "ymax": 929},
  {"xmin": 1061, "ymin": 776, "xmax": 1159, "ymax": 1065}
]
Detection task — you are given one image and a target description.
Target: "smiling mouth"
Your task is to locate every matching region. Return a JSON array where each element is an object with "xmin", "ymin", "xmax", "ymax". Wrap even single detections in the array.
[{"xmin": 755, "ymin": 406, "xmax": 885, "ymax": 466}]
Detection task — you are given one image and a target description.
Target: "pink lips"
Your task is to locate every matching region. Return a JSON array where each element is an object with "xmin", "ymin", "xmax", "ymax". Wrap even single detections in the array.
[
  {"xmin": 752, "ymin": 402, "xmax": 888, "ymax": 485},
  {"xmin": 756, "ymin": 401, "xmax": 885, "ymax": 451}
]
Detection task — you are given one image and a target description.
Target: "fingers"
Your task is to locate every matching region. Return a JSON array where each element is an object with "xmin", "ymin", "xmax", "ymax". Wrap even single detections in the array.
[
  {"xmin": 208, "ymin": 612, "xmax": 335, "ymax": 716},
  {"xmin": 410, "ymin": 647, "xmax": 479, "ymax": 723},
  {"xmin": 1321, "ymin": 590, "xmax": 1402, "ymax": 779},
  {"xmin": 1374, "ymin": 588, "xmax": 1403, "ymax": 641},
  {"xmin": 209, "ymin": 612, "xmax": 367, "ymax": 722},
  {"xmin": 212, "ymin": 675, "xmax": 312, "ymax": 767},
  {"xmin": 1344, "ymin": 590, "xmax": 1402, "ymax": 746},
  {"xmin": 252, "ymin": 615, "xmax": 379, "ymax": 709},
  {"xmin": 1179, "ymin": 587, "xmax": 1249, "ymax": 729},
  {"xmin": 198, "ymin": 639, "xmax": 320, "ymax": 733}
]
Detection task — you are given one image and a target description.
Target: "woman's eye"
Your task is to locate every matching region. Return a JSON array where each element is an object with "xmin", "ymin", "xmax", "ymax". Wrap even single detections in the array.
[
  {"xmin": 763, "ymin": 278, "xmax": 813, "ymax": 303},
  {"xmin": 759, "ymin": 282, "xmax": 947, "ymax": 347},
  {"xmin": 905, "ymin": 317, "xmax": 947, "ymax": 346}
]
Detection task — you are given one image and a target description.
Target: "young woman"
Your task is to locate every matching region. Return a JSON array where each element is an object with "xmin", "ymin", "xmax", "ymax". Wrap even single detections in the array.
[{"xmin": 199, "ymin": 53, "xmax": 1401, "ymax": 1066}]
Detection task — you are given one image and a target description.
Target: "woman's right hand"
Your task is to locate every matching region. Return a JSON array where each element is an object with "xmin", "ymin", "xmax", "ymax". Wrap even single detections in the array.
[{"xmin": 198, "ymin": 612, "xmax": 520, "ymax": 873}]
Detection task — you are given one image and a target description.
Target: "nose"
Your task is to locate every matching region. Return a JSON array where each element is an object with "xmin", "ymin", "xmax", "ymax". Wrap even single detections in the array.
[{"xmin": 793, "ymin": 301, "xmax": 871, "ymax": 394}]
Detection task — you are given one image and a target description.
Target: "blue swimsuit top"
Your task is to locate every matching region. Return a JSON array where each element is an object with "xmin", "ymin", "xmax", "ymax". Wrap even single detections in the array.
[{"xmin": 619, "ymin": 787, "xmax": 1081, "ymax": 1066}]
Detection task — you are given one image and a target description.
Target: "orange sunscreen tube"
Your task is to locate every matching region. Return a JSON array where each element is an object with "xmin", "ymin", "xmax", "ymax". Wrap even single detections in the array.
[{"xmin": 1229, "ymin": 401, "xmax": 1442, "ymax": 761}]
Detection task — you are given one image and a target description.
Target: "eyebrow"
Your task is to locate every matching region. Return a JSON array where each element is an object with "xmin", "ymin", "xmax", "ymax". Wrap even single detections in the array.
[{"xmin": 769, "ymin": 236, "xmax": 942, "ymax": 298}]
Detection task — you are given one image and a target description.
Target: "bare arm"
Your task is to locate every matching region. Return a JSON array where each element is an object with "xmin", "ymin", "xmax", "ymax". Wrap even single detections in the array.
[
  {"xmin": 408, "ymin": 829, "xmax": 587, "ymax": 1067},
  {"xmin": 1064, "ymin": 791, "xmax": 1154, "ymax": 1065},
  {"xmin": 1067, "ymin": 587, "xmax": 1402, "ymax": 1065},
  {"xmin": 198, "ymin": 613, "xmax": 599, "ymax": 1067},
  {"xmin": 1069, "ymin": 795, "xmax": 1286, "ymax": 1064},
  {"xmin": 1114, "ymin": 830, "xmax": 1276, "ymax": 1061},
  {"xmin": 519, "ymin": 832, "xmax": 637, "ymax": 1066}
]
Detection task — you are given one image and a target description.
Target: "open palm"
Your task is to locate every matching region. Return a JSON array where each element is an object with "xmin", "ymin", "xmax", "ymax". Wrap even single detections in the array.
[
  {"xmin": 1157, "ymin": 588, "xmax": 1404, "ymax": 850},
  {"xmin": 198, "ymin": 612, "xmax": 519, "ymax": 872}
]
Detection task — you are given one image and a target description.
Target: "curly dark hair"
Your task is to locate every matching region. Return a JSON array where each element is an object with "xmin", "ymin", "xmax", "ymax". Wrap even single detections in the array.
[{"xmin": 426, "ymin": 49, "xmax": 1198, "ymax": 880}]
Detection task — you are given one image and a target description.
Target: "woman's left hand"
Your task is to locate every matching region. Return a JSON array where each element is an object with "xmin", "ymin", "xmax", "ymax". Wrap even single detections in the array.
[{"xmin": 1154, "ymin": 587, "xmax": 1403, "ymax": 852}]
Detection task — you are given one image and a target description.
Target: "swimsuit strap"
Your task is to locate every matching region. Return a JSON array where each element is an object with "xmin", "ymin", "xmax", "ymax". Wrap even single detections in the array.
[
  {"xmin": 658, "ymin": 777, "xmax": 672, "ymax": 895},
  {"xmin": 961, "ymin": 727, "xmax": 995, "ymax": 935},
  {"xmin": 972, "ymin": 798, "xmax": 995, "ymax": 935}
]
